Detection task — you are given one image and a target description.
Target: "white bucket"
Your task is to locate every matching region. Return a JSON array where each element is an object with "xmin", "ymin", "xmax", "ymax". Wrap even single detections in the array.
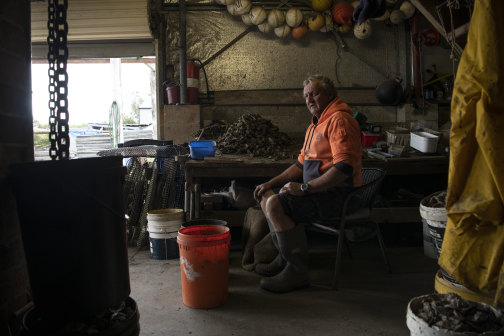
[
  {"xmin": 147, "ymin": 208, "xmax": 184, "ymax": 233},
  {"xmin": 422, "ymin": 219, "xmax": 438, "ymax": 259},
  {"xmin": 419, "ymin": 192, "xmax": 448, "ymax": 259},
  {"xmin": 406, "ymin": 294, "xmax": 504, "ymax": 336},
  {"xmin": 148, "ymin": 231, "xmax": 178, "ymax": 239},
  {"xmin": 147, "ymin": 209, "xmax": 184, "ymax": 260}
]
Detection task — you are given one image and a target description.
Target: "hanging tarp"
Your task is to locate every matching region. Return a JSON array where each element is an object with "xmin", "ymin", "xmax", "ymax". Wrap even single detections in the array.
[{"xmin": 439, "ymin": 0, "xmax": 504, "ymax": 308}]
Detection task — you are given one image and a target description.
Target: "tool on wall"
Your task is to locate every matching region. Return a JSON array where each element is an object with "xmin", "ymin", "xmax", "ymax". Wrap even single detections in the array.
[
  {"xmin": 422, "ymin": 28, "xmax": 441, "ymax": 46},
  {"xmin": 423, "ymin": 64, "xmax": 453, "ymax": 100}
]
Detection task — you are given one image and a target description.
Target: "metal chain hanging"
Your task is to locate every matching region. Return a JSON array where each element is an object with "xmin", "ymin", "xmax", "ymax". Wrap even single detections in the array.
[{"xmin": 47, "ymin": 0, "xmax": 70, "ymax": 160}]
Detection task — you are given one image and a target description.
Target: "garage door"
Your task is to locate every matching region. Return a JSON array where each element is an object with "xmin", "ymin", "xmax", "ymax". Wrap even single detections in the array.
[{"xmin": 31, "ymin": 0, "xmax": 154, "ymax": 59}]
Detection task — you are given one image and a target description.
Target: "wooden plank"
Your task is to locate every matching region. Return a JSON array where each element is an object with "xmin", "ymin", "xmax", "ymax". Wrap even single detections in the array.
[
  {"xmin": 214, "ymin": 89, "xmax": 302, "ymax": 105},
  {"xmin": 162, "ymin": 105, "xmax": 200, "ymax": 145},
  {"xmin": 214, "ymin": 88, "xmax": 380, "ymax": 106}
]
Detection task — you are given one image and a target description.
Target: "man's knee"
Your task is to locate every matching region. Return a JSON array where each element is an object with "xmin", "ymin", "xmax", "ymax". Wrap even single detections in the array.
[
  {"xmin": 260, "ymin": 190, "xmax": 276, "ymax": 210},
  {"xmin": 265, "ymin": 195, "xmax": 283, "ymax": 218}
]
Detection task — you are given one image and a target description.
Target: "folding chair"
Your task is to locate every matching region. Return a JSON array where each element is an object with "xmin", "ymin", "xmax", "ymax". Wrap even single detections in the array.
[{"xmin": 310, "ymin": 167, "xmax": 391, "ymax": 289}]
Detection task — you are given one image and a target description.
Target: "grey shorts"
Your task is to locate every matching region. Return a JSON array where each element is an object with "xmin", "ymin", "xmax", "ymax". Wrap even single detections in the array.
[{"xmin": 276, "ymin": 189, "xmax": 351, "ymax": 223}]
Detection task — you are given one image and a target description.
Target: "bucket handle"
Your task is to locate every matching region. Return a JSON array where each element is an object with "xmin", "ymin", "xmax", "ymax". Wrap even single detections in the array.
[{"xmin": 163, "ymin": 80, "xmax": 180, "ymax": 88}]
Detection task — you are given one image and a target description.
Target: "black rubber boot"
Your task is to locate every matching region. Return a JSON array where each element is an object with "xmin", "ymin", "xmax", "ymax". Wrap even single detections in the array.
[
  {"xmin": 260, "ymin": 224, "xmax": 310, "ymax": 293},
  {"xmin": 254, "ymin": 232, "xmax": 286, "ymax": 276}
]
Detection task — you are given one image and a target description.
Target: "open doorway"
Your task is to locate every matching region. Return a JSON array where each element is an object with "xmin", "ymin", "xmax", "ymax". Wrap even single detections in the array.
[{"xmin": 31, "ymin": 58, "xmax": 156, "ymax": 160}]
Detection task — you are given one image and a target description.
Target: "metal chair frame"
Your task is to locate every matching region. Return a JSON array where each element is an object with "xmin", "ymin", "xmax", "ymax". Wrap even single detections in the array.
[{"xmin": 310, "ymin": 167, "xmax": 392, "ymax": 289}]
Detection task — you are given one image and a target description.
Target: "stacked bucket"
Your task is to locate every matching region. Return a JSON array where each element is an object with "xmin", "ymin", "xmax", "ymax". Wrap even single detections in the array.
[
  {"xmin": 147, "ymin": 209, "xmax": 184, "ymax": 260},
  {"xmin": 419, "ymin": 191, "xmax": 462, "ymax": 286},
  {"xmin": 147, "ymin": 209, "xmax": 231, "ymax": 309}
]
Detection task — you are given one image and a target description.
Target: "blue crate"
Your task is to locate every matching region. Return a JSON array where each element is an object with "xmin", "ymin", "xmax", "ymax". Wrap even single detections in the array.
[{"xmin": 189, "ymin": 140, "xmax": 216, "ymax": 160}]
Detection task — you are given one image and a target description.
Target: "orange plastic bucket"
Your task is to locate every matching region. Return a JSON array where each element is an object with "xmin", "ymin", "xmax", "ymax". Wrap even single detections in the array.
[{"xmin": 177, "ymin": 225, "xmax": 230, "ymax": 309}]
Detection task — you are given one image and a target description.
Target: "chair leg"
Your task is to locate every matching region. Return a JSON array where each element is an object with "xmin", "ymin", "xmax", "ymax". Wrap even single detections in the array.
[
  {"xmin": 375, "ymin": 222, "xmax": 392, "ymax": 273},
  {"xmin": 331, "ymin": 229, "xmax": 346, "ymax": 290},
  {"xmin": 344, "ymin": 238, "xmax": 352, "ymax": 259}
]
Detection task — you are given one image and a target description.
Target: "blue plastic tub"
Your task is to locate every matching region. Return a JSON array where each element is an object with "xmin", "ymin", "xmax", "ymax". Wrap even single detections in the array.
[{"xmin": 189, "ymin": 140, "xmax": 216, "ymax": 160}]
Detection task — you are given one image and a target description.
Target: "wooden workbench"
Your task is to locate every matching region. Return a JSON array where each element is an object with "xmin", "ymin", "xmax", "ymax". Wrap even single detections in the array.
[{"xmin": 183, "ymin": 154, "xmax": 449, "ymax": 220}]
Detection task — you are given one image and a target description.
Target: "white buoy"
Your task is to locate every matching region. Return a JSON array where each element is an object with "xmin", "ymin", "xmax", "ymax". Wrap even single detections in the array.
[
  {"xmin": 400, "ymin": 1, "xmax": 416, "ymax": 19},
  {"xmin": 354, "ymin": 20, "xmax": 372, "ymax": 39},
  {"xmin": 227, "ymin": 0, "xmax": 251, "ymax": 15},
  {"xmin": 249, "ymin": 6, "xmax": 267, "ymax": 25},
  {"xmin": 268, "ymin": 9, "xmax": 285, "ymax": 28},
  {"xmin": 389, "ymin": 9, "xmax": 405, "ymax": 24},
  {"xmin": 274, "ymin": 24, "xmax": 291, "ymax": 38},
  {"xmin": 285, "ymin": 8, "xmax": 303, "ymax": 27},
  {"xmin": 242, "ymin": 13, "xmax": 253, "ymax": 25},
  {"xmin": 258, "ymin": 22, "xmax": 272, "ymax": 33}
]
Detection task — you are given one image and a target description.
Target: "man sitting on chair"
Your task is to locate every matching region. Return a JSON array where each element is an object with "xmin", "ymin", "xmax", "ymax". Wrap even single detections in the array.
[{"xmin": 253, "ymin": 74, "xmax": 363, "ymax": 293}]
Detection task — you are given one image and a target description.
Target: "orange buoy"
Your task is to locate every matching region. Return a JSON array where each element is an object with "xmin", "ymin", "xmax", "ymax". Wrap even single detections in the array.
[
  {"xmin": 332, "ymin": 3, "xmax": 354, "ymax": 26},
  {"xmin": 292, "ymin": 24, "xmax": 308, "ymax": 39}
]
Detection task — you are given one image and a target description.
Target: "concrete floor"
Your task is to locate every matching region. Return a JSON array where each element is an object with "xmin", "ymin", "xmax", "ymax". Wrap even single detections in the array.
[{"xmin": 128, "ymin": 231, "xmax": 438, "ymax": 336}]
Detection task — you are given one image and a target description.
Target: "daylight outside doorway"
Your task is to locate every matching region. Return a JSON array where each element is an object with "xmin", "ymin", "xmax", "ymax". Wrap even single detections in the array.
[{"xmin": 31, "ymin": 58, "xmax": 156, "ymax": 160}]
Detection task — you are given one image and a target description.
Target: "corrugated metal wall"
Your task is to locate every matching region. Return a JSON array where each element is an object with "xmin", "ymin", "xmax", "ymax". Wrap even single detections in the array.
[
  {"xmin": 165, "ymin": 10, "xmax": 405, "ymax": 91},
  {"xmin": 31, "ymin": 0, "xmax": 151, "ymax": 42}
]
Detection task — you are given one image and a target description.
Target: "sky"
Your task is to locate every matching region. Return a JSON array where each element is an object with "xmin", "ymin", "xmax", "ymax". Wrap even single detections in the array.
[{"xmin": 31, "ymin": 62, "xmax": 154, "ymax": 126}]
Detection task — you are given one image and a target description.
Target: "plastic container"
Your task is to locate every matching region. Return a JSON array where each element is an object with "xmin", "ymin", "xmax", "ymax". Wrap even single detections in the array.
[
  {"xmin": 189, "ymin": 140, "xmax": 216, "ymax": 160},
  {"xmin": 149, "ymin": 235, "xmax": 179, "ymax": 260},
  {"xmin": 410, "ymin": 131, "xmax": 439, "ymax": 153},
  {"xmin": 182, "ymin": 219, "xmax": 227, "ymax": 228},
  {"xmin": 166, "ymin": 85, "xmax": 180, "ymax": 104},
  {"xmin": 388, "ymin": 144, "xmax": 405, "ymax": 157},
  {"xmin": 419, "ymin": 193, "xmax": 448, "ymax": 259},
  {"xmin": 406, "ymin": 294, "xmax": 504, "ymax": 336},
  {"xmin": 9, "ymin": 157, "xmax": 131, "ymax": 324},
  {"xmin": 421, "ymin": 219, "xmax": 437, "ymax": 259},
  {"xmin": 386, "ymin": 127, "xmax": 410, "ymax": 146},
  {"xmin": 147, "ymin": 209, "xmax": 184, "ymax": 260},
  {"xmin": 177, "ymin": 225, "xmax": 231, "ymax": 309},
  {"xmin": 434, "ymin": 270, "xmax": 495, "ymax": 306},
  {"xmin": 419, "ymin": 192, "xmax": 462, "ymax": 286},
  {"xmin": 147, "ymin": 209, "xmax": 184, "ymax": 233},
  {"xmin": 22, "ymin": 296, "xmax": 140, "ymax": 336},
  {"xmin": 361, "ymin": 132, "xmax": 380, "ymax": 147}
]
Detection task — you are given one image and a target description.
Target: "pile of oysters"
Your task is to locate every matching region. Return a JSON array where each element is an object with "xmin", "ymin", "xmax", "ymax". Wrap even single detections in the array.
[
  {"xmin": 415, "ymin": 293, "xmax": 504, "ymax": 333},
  {"xmin": 217, "ymin": 114, "xmax": 292, "ymax": 160}
]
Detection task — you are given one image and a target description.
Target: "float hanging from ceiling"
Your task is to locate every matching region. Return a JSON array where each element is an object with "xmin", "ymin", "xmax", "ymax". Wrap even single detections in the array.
[{"xmin": 214, "ymin": 0, "xmax": 417, "ymax": 41}]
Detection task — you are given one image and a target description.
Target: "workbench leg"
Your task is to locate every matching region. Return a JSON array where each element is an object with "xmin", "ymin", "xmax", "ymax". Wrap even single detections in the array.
[
  {"xmin": 184, "ymin": 181, "xmax": 191, "ymax": 218},
  {"xmin": 194, "ymin": 183, "xmax": 201, "ymax": 219}
]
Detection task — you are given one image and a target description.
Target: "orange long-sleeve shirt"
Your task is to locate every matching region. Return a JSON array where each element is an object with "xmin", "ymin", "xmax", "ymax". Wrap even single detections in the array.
[{"xmin": 296, "ymin": 97, "xmax": 362, "ymax": 187}]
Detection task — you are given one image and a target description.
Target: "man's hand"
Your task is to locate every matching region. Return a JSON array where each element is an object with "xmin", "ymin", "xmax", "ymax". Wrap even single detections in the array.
[
  {"xmin": 279, "ymin": 182, "xmax": 305, "ymax": 196},
  {"xmin": 253, "ymin": 182, "xmax": 273, "ymax": 202}
]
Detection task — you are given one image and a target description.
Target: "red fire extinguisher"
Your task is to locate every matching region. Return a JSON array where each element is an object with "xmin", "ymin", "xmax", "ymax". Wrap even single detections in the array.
[{"xmin": 186, "ymin": 61, "xmax": 199, "ymax": 104}]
